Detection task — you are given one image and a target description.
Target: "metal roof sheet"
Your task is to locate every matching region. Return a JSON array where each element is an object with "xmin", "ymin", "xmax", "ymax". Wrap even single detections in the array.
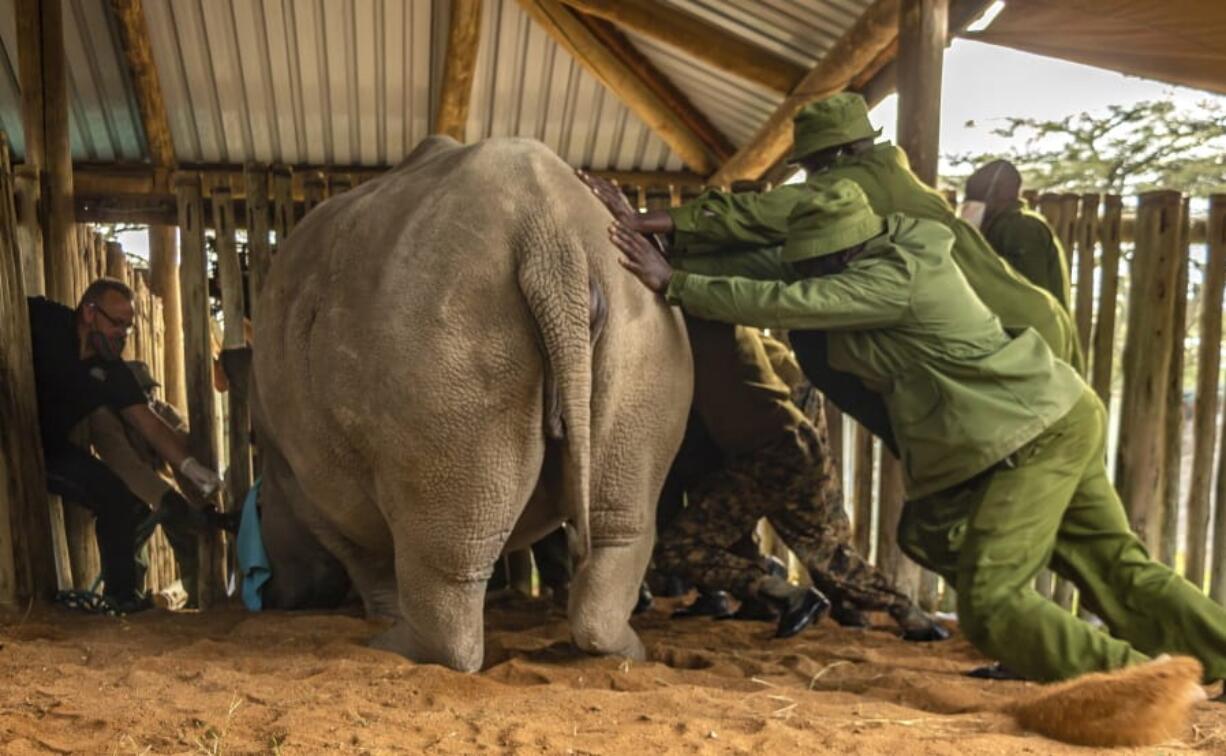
[
  {"xmin": 0, "ymin": 0, "xmax": 147, "ymax": 162},
  {"xmin": 0, "ymin": 0, "xmax": 879, "ymax": 172}
]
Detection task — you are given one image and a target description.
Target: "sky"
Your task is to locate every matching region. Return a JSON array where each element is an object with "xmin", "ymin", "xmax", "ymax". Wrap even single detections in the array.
[
  {"xmin": 872, "ymin": 37, "xmax": 1218, "ymax": 176},
  {"xmin": 117, "ymin": 20, "xmax": 1223, "ymax": 260}
]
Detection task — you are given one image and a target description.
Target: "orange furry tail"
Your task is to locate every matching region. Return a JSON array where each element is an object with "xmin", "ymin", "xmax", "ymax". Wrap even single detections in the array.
[{"xmin": 1002, "ymin": 656, "xmax": 1206, "ymax": 747}]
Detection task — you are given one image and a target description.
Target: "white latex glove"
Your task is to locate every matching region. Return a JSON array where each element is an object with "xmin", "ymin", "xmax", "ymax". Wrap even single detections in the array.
[{"xmin": 179, "ymin": 456, "xmax": 222, "ymax": 497}]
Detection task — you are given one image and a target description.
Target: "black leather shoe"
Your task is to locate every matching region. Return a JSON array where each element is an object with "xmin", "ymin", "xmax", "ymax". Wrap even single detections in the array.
[
  {"xmin": 773, "ymin": 587, "xmax": 829, "ymax": 639},
  {"xmin": 830, "ymin": 600, "xmax": 871, "ymax": 628},
  {"xmin": 903, "ymin": 622, "xmax": 952, "ymax": 642},
  {"xmin": 672, "ymin": 590, "xmax": 735, "ymax": 619},
  {"xmin": 966, "ymin": 662, "xmax": 1024, "ymax": 680},
  {"xmin": 107, "ymin": 593, "xmax": 155, "ymax": 616},
  {"xmin": 632, "ymin": 582, "xmax": 654, "ymax": 615}
]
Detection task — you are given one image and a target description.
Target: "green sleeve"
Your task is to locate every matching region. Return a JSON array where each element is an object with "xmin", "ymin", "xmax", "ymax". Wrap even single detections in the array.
[
  {"xmin": 671, "ymin": 246, "xmax": 791, "ymax": 280},
  {"xmin": 665, "ymin": 254, "xmax": 913, "ymax": 331},
  {"xmin": 666, "ymin": 184, "xmax": 810, "ymax": 256}
]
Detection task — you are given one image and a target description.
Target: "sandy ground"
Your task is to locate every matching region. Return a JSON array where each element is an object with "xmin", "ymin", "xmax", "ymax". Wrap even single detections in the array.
[{"xmin": 1, "ymin": 595, "xmax": 1224, "ymax": 755}]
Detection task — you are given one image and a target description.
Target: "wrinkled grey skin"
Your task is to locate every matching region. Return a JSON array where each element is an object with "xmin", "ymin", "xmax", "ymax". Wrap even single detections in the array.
[{"xmin": 251, "ymin": 136, "xmax": 692, "ymax": 672}]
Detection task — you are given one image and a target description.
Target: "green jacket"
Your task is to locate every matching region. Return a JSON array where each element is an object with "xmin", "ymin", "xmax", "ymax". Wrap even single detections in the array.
[
  {"xmin": 665, "ymin": 214, "xmax": 1085, "ymax": 498},
  {"xmin": 667, "ymin": 143, "xmax": 1084, "ymax": 373},
  {"xmin": 982, "ymin": 201, "xmax": 1071, "ymax": 309}
]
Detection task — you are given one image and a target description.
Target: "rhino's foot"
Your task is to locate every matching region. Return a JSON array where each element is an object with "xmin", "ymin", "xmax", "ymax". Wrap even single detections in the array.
[{"xmin": 369, "ymin": 620, "xmax": 484, "ymax": 673}]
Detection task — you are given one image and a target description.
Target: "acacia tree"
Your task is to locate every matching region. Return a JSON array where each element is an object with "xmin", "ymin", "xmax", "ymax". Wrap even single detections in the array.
[{"xmin": 945, "ymin": 99, "xmax": 1226, "ymax": 194}]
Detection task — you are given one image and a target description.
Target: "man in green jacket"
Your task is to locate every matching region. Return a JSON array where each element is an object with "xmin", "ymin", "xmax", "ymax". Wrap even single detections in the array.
[
  {"xmin": 607, "ymin": 177, "xmax": 1226, "ymax": 683},
  {"xmin": 962, "ymin": 159, "xmax": 1070, "ymax": 308},
  {"xmin": 581, "ymin": 91, "xmax": 1080, "ymax": 449}
]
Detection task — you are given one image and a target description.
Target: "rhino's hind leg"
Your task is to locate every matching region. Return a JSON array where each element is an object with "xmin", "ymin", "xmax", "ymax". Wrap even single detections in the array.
[
  {"xmin": 369, "ymin": 563, "xmax": 488, "ymax": 672},
  {"xmin": 568, "ymin": 532, "xmax": 654, "ymax": 661}
]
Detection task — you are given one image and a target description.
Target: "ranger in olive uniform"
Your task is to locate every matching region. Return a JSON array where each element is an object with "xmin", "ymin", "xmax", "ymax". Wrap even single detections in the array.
[
  {"xmin": 609, "ymin": 178, "xmax": 1226, "ymax": 683},
  {"xmin": 963, "ymin": 159, "xmax": 1070, "ymax": 308},
  {"xmin": 655, "ymin": 319, "xmax": 947, "ymax": 640},
  {"xmin": 588, "ymin": 93, "xmax": 1081, "ymax": 449}
]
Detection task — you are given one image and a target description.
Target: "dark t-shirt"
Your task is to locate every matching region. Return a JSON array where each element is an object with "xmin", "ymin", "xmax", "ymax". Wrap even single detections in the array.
[{"xmin": 27, "ymin": 297, "xmax": 145, "ymax": 452}]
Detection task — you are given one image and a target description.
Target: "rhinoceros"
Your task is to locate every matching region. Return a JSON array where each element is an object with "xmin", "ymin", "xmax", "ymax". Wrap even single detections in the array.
[{"xmin": 251, "ymin": 136, "xmax": 692, "ymax": 671}]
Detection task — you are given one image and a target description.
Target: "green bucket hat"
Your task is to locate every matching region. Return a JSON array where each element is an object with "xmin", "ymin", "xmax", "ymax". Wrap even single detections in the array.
[
  {"xmin": 783, "ymin": 179, "xmax": 884, "ymax": 262},
  {"xmin": 790, "ymin": 92, "xmax": 882, "ymax": 163}
]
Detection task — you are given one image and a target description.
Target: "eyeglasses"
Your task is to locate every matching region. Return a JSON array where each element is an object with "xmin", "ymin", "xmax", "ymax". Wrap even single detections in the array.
[{"xmin": 91, "ymin": 303, "xmax": 135, "ymax": 334}]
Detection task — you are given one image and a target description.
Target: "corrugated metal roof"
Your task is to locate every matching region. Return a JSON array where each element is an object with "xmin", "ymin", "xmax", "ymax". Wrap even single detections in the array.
[
  {"xmin": 465, "ymin": 0, "xmax": 681, "ymax": 172},
  {"xmin": 144, "ymin": 0, "xmax": 437, "ymax": 166},
  {"xmin": 0, "ymin": 0, "xmax": 147, "ymax": 162},
  {"xmin": 661, "ymin": 0, "xmax": 873, "ymax": 67},
  {"xmin": 628, "ymin": 31, "xmax": 782, "ymax": 148},
  {"xmin": 0, "ymin": 0, "xmax": 878, "ymax": 172}
]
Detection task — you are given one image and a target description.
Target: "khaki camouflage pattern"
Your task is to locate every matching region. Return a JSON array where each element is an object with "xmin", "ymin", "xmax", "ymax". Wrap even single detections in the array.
[{"xmin": 655, "ymin": 417, "xmax": 914, "ymax": 615}]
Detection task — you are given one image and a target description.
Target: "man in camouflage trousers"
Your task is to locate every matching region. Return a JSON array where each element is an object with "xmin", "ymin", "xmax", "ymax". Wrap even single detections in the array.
[{"xmin": 653, "ymin": 318, "xmax": 947, "ymax": 641}]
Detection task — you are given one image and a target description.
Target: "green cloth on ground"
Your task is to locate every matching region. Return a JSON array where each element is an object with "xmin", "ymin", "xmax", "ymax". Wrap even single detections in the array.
[{"xmin": 982, "ymin": 200, "xmax": 1071, "ymax": 308}]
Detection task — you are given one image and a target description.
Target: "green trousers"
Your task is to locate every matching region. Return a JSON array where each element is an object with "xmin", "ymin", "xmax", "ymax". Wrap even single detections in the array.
[{"xmin": 898, "ymin": 387, "xmax": 1226, "ymax": 682}]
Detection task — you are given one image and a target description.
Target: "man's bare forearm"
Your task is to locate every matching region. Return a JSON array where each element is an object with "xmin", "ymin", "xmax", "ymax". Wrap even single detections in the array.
[{"xmin": 121, "ymin": 403, "xmax": 191, "ymax": 470}]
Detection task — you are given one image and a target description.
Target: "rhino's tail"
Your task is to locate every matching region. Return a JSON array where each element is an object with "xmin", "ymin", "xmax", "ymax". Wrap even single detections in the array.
[{"xmin": 514, "ymin": 213, "xmax": 599, "ymax": 567}]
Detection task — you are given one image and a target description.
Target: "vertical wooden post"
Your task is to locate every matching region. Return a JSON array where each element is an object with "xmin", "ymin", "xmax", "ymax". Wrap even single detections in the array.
[
  {"xmin": 852, "ymin": 426, "xmax": 874, "ymax": 558},
  {"xmin": 1160, "ymin": 200, "xmax": 1190, "ymax": 568},
  {"xmin": 508, "ymin": 549, "xmax": 535, "ymax": 597},
  {"xmin": 105, "ymin": 239, "xmax": 126, "ymax": 280},
  {"xmin": 13, "ymin": 166, "xmax": 44, "ymax": 296},
  {"xmin": 1189, "ymin": 194, "xmax": 1226, "ymax": 590},
  {"xmin": 891, "ymin": 0, "xmax": 946, "ymax": 600},
  {"xmin": 271, "ymin": 166, "xmax": 295, "ymax": 245},
  {"xmin": 1057, "ymin": 193, "xmax": 1080, "ymax": 257},
  {"xmin": 149, "ymin": 226, "xmax": 185, "ymax": 413},
  {"xmin": 0, "ymin": 133, "xmax": 58, "ymax": 604},
  {"xmin": 17, "ymin": 0, "xmax": 75, "ymax": 305},
  {"xmin": 1116, "ymin": 190, "xmax": 1183, "ymax": 553},
  {"xmin": 1091, "ymin": 196, "xmax": 1124, "ymax": 407},
  {"xmin": 303, "ymin": 171, "xmax": 327, "ymax": 217},
  {"xmin": 1074, "ymin": 194, "xmax": 1099, "ymax": 357},
  {"xmin": 175, "ymin": 174, "xmax": 223, "ymax": 607},
  {"xmin": 328, "ymin": 174, "xmax": 353, "ymax": 196},
  {"xmin": 1208, "ymin": 196, "xmax": 1226, "ymax": 601},
  {"xmin": 244, "ymin": 164, "xmax": 272, "ymax": 323},
  {"xmin": 876, "ymin": 454, "xmax": 917, "ymax": 599},
  {"xmin": 434, "ymin": 0, "xmax": 484, "ymax": 142},
  {"xmin": 895, "ymin": 0, "xmax": 947, "ymax": 186},
  {"xmin": 213, "ymin": 188, "xmax": 252, "ymax": 534}
]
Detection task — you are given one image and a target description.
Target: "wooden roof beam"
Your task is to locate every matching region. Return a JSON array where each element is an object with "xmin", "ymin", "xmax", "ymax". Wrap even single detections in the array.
[
  {"xmin": 557, "ymin": 0, "xmax": 805, "ymax": 95},
  {"xmin": 855, "ymin": 0, "xmax": 1001, "ymax": 107},
  {"xmin": 516, "ymin": 0, "xmax": 718, "ymax": 174},
  {"xmin": 573, "ymin": 13, "xmax": 735, "ymax": 163},
  {"xmin": 109, "ymin": 0, "xmax": 174, "ymax": 183},
  {"xmin": 709, "ymin": 0, "xmax": 901, "ymax": 186},
  {"xmin": 433, "ymin": 0, "xmax": 483, "ymax": 141}
]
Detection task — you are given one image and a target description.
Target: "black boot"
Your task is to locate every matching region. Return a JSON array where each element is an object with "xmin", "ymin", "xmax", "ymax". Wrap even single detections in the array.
[
  {"xmin": 891, "ymin": 605, "xmax": 951, "ymax": 642},
  {"xmin": 756, "ymin": 576, "xmax": 829, "ymax": 639},
  {"xmin": 830, "ymin": 598, "xmax": 871, "ymax": 628},
  {"xmin": 672, "ymin": 590, "xmax": 735, "ymax": 619},
  {"xmin": 966, "ymin": 662, "xmax": 1024, "ymax": 680},
  {"xmin": 722, "ymin": 595, "xmax": 778, "ymax": 622}
]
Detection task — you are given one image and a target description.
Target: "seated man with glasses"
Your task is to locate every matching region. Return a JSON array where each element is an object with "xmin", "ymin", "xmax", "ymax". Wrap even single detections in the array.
[{"xmin": 27, "ymin": 277, "xmax": 223, "ymax": 613}]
